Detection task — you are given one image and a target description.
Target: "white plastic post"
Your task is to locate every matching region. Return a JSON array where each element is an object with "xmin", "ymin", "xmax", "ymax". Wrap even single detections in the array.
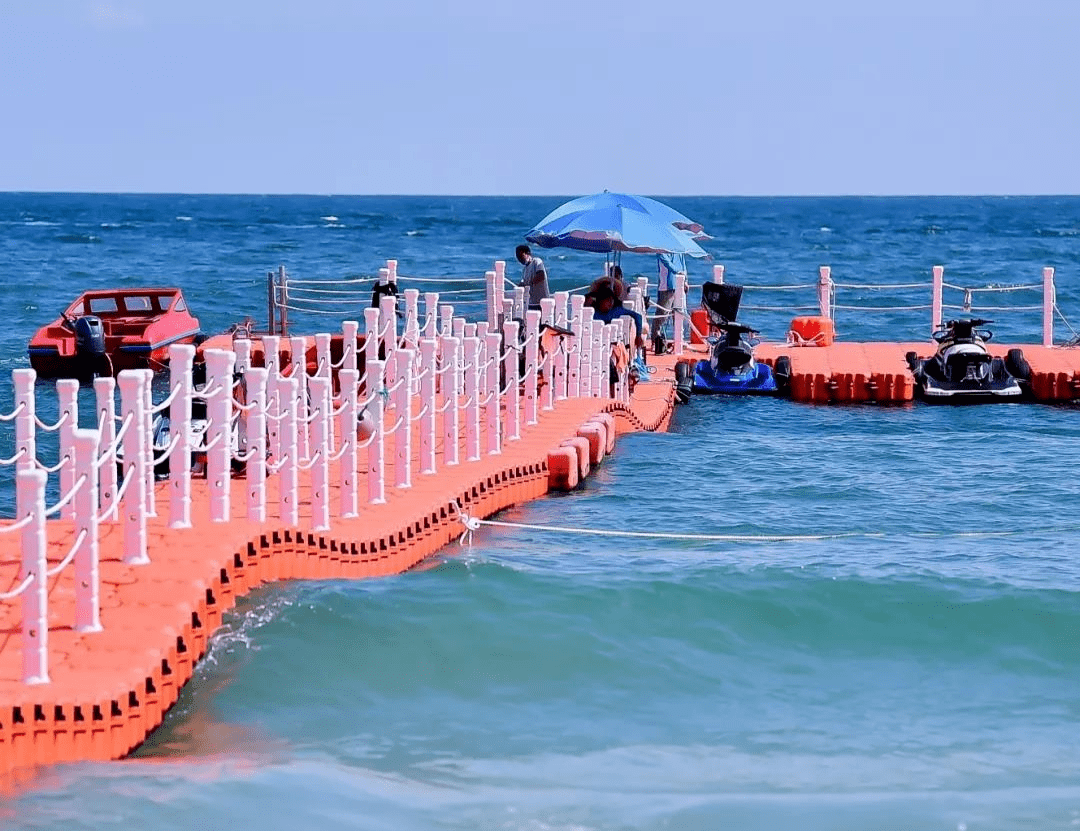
[
  {"xmin": 394, "ymin": 348, "xmax": 414, "ymax": 489},
  {"xmin": 245, "ymin": 367, "xmax": 268, "ymax": 523},
  {"xmin": 386, "ymin": 259, "xmax": 398, "ymax": 285},
  {"xmin": 424, "ymin": 292, "xmax": 439, "ymax": 338},
  {"xmin": 494, "ymin": 260, "xmax": 507, "ymax": 328},
  {"xmin": 524, "ymin": 310, "xmax": 540, "ymax": 425},
  {"xmin": 315, "ymin": 332, "xmax": 334, "ymax": 451},
  {"xmin": 579, "ymin": 307, "xmax": 595, "ymax": 398},
  {"xmin": 364, "ymin": 307, "xmax": 381, "ymax": 376},
  {"xmin": 168, "ymin": 344, "xmax": 195, "ymax": 529},
  {"xmin": 13, "ymin": 368, "xmax": 35, "ymax": 476},
  {"xmin": 502, "ymin": 320, "xmax": 521, "ymax": 441},
  {"xmin": 279, "ymin": 375, "xmax": 299, "ymax": 525},
  {"xmin": 367, "ymin": 359, "xmax": 386, "ymax": 504},
  {"xmin": 818, "ymin": 266, "xmax": 832, "ymax": 319},
  {"xmin": 1043, "ymin": 267, "xmax": 1055, "ymax": 347},
  {"xmin": 205, "ymin": 349, "xmax": 235, "ymax": 523},
  {"xmin": 263, "ymin": 335, "xmax": 282, "ymax": 462},
  {"xmin": 234, "ymin": 338, "xmax": 252, "ymax": 373},
  {"xmin": 309, "ymin": 375, "xmax": 330, "ymax": 532},
  {"xmin": 540, "ymin": 296, "xmax": 556, "ymax": 328},
  {"xmin": 485, "ymin": 332, "xmax": 502, "ymax": 455},
  {"xmin": 72, "ymin": 428, "xmax": 101, "ymax": 633},
  {"xmin": 713, "ymin": 264, "xmax": 725, "ymax": 284},
  {"xmin": 18, "ymin": 468, "xmax": 49, "ymax": 684},
  {"xmin": 596, "ymin": 320, "xmax": 610, "ymax": 397},
  {"xmin": 342, "ymin": 320, "xmax": 359, "ymax": 373},
  {"xmin": 486, "ymin": 270, "xmax": 499, "ymax": 329},
  {"xmin": 554, "ymin": 291, "xmax": 569, "ymax": 330},
  {"xmin": 440, "ymin": 304, "xmax": 454, "ymax": 337},
  {"xmin": 464, "ymin": 337, "xmax": 481, "ymax": 461},
  {"xmin": 93, "ymin": 376, "xmax": 117, "ymax": 521},
  {"xmin": 673, "ymin": 279, "xmax": 687, "ymax": 356},
  {"xmin": 289, "ymin": 337, "xmax": 310, "ymax": 463},
  {"xmin": 442, "ymin": 336, "xmax": 461, "ymax": 466},
  {"xmin": 380, "ymin": 293, "xmax": 398, "ymax": 386},
  {"xmin": 464, "ymin": 322, "xmax": 477, "ymax": 340},
  {"xmin": 512, "ymin": 287, "xmax": 526, "ymax": 321},
  {"xmin": 453, "ymin": 317, "xmax": 466, "ymax": 341},
  {"xmin": 403, "ymin": 289, "xmax": 420, "ymax": 349},
  {"xmin": 932, "ymin": 265, "xmax": 944, "ymax": 336},
  {"xmin": 57, "ymin": 379, "xmax": 79, "ymax": 520},
  {"xmin": 420, "ymin": 339, "xmax": 437, "ymax": 474},
  {"xmin": 569, "ymin": 296, "xmax": 585, "ymax": 399},
  {"xmin": 117, "ymin": 370, "xmax": 148, "ymax": 565},
  {"xmin": 337, "ymin": 368, "xmax": 359, "ymax": 518}
]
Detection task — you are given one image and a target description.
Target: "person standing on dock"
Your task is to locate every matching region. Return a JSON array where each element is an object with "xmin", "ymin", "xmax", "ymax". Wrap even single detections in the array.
[
  {"xmin": 516, "ymin": 244, "xmax": 551, "ymax": 309},
  {"xmin": 652, "ymin": 252, "xmax": 685, "ymax": 351}
]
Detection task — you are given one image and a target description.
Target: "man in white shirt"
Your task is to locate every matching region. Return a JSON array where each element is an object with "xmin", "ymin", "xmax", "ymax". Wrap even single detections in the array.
[{"xmin": 516, "ymin": 244, "xmax": 551, "ymax": 309}]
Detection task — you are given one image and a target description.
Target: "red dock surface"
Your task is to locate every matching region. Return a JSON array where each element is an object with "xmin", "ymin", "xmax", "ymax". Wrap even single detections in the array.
[{"xmin": 0, "ymin": 354, "xmax": 679, "ymax": 773}]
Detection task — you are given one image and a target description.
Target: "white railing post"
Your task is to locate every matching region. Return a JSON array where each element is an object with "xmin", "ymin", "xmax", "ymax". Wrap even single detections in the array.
[
  {"xmin": 1043, "ymin": 266, "xmax": 1055, "ymax": 347},
  {"xmin": 393, "ymin": 349, "xmax": 414, "ymax": 489},
  {"xmin": 342, "ymin": 320, "xmax": 359, "ymax": 373},
  {"xmin": 262, "ymin": 335, "xmax": 282, "ymax": 461},
  {"xmin": 502, "ymin": 320, "xmax": 521, "ymax": 441},
  {"xmin": 597, "ymin": 321, "xmax": 610, "ymax": 397},
  {"xmin": 818, "ymin": 266, "xmax": 833, "ymax": 319},
  {"xmin": 139, "ymin": 369, "xmax": 155, "ymax": 518},
  {"xmin": 423, "ymin": 292, "xmax": 439, "ymax": 338},
  {"xmin": 57, "ymin": 379, "xmax": 79, "ymax": 520},
  {"xmin": 486, "ymin": 269, "xmax": 499, "ymax": 329},
  {"xmin": 403, "ymin": 288, "xmax": 421, "ymax": 350},
  {"xmin": 13, "ymin": 368, "xmax": 35, "ymax": 476},
  {"xmin": 245, "ymin": 367, "xmax": 268, "ymax": 523},
  {"xmin": 713, "ymin": 264, "xmax": 725, "ymax": 283},
  {"xmin": 168, "ymin": 344, "xmax": 194, "ymax": 529},
  {"xmin": 289, "ymin": 337, "xmax": 309, "ymax": 463},
  {"xmin": 279, "ymin": 375, "xmax": 299, "ymax": 526},
  {"xmin": 309, "ymin": 375, "xmax": 330, "ymax": 532},
  {"xmin": 494, "ymin": 260, "xmax": 507, "ymax": 326},
  {"xmin": 420, "ymin": 339, "xmax": 438, "ymax": 474},
  {"xmin": 512, "ymin": 287, "xmax": 525, "ymax": 321},
  {"xmin": 485, "ymin": 332, "xmax": 502, "ymax": 455},
  {"xmin": 932, "ymin": 265, "xmax": 944, "ymax": 335},
  {"xmin": 464, "ymin": 337, "xmax": 482, "ymax": 461},
  {"xmin": 72, "ymin": 427, "xmax": 101, "ymax": 633},
  {"xmin": 315, "ymin": 332, "xmax": 334, "ymax": 452},
  {"xmin": 673, "ymin": 278, "xmax": 687, "ymax": 356},
  {"xmin": 442, "ymin": 336, "xmax": 461, "ymax": 467},
  {"xmin": 93, "ymin": 376, "xmax": 117, "ymax": 521},
  {"xmin": 579, "ymin": 307, "xmax": 595, "ymax": 398},
  {"xmin": 524, "ymin": 310, "xmax": 540, "ymax": 425},
  {"xmin": 337, "ymin": 368, "xmax": 359, "ymax": 518},
  {"xmin": 367, "ymin": 359, "xmax": 386, "ymax": 504},
  {"xmin": 380, "ymin": 292, "xmax": 398, "ymax": 386},
  {"xmin": 18, "ymin": 468, "xmax": 49, "ymax": 684},
  {"xmin": 440, "ymin": 304, "xmax": 454, "ymax": 337},
  {"xmin": 118, "ymin": 370, "xmax": 148, "ymax": 565},
  {"xmin": 234, "ymin": 338, "xmax": 252, "ymax": 374},
  {"xmin": 568, "ymin": 295, "xmax": 585, "ymax": 398},
  {"xmin": 205, "ymin": 349, "xmax": 235, "ymax": 523},
  {"xmin": 554, "ymin": 291, "xmax": 569, "ymax": 330},
  {"xmin": 363, "ymin": 307, "xmax": 381, "ymax": 376},
  {"xmin": 540, "ymin": 297, "xmax": 555, "ymax": 328}
]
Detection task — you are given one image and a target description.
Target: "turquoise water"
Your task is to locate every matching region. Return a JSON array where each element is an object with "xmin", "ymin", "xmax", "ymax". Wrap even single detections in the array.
[{"xmin": 1, "ymin": 194, "xmax": 1080, "ymax": 829}]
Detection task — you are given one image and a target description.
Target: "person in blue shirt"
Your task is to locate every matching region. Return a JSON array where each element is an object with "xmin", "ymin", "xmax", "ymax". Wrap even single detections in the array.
[
  {"xmin": 587, "ymin": 282, "xmax": 644, "ymax": 350},
  {"xmin": 653, "ymin": 252, "xmax": 685, "ymax": 348}
]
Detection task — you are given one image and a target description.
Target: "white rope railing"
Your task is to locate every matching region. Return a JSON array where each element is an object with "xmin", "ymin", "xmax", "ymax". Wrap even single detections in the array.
[
  {"xmin": 150, "ymin": 380, "xmax": 183, "ymax": 415},
  {"xmin": 0, "ymin": 401, "xmax": 26, "ymax": 422},
  {"xmin": 0, "ymin": 447, "xmax": 26, "ymax": 466},
  {"xmin": 0, "ymin": 514, "xmax": 34, "ymax": 536},
  {"xmin": 95, "ymin": 412, "xmax": 134, "ymax": 469},
  {"xmin": 46, "ymin": 529, "xmax": 87, "ymax": 578},
  {"xmin": 33, "ymin": 411, "xmax": 70, "ymax": 432},
  {"xmin": 35, "ymin": 454, "xmax": 70, "ymax": 474},
  {"xmin": 43, "ymin": 474, "xmax": 86, "ymax": 519}
]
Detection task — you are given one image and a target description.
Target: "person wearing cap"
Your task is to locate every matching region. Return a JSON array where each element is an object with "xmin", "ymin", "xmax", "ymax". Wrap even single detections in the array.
[
  {"xmin": 515, "ymin": 244, "xmax": 551, "ymax": 309},
  {"xmin": 586, "ymin": 282, "xmax": 644, "ymax": 350}
]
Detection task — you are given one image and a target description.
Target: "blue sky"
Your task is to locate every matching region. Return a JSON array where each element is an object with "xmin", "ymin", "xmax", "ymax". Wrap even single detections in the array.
[{"xmin": 1, "ymin": 0, "xmax": 1078, "ymax": 195}]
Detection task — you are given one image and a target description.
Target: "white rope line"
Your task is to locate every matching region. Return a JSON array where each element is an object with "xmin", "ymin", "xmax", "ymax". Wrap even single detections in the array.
[
  {"xmin": 330, "ymin": 345, "xmax": 354, "ymax": 369},
  {"xmin": 297, "ymin": 448, "xmax": 323, "ymax": 471},
  {"xmin": 46, "ymin": 528, "xmax": 87, "ymax": 578},
  {"xmin": 414, "ymin": 403, "xmax": 431, "ymax": 420},
  {"xmin": 739, "ymin": 282, "xmax": 818, "ymax": 291},
  {"xmin": 942, "ymin": 304, "xmax": 1044, "ymax": 313},
  {"xmin": 34, "ymin": 410, "xmax": 71, "ymax": 432},
  {"xmin": 191, "ymin": 383, "xmax": 223, "ymax": 400},
  {"xmin": 831, "ymin": 281, "xmax": 931, "ymax": 290},
  {"xmin": 0, "ymin": 446, "xmax": 26, "ymax": 466},
  {"xmin": 0, "ymin": 572, "xmax": 34, "ymax": 597},
  {"xmin": 0, "ymin": 401, "xmax": 26, "ymax": 422},
  {"xmin": 303, "ymin": 406, "xmax": 322, "ymax": 426},
  {"xmin": 437, "ymin": 396, "xmax": 456, "ymax": 413},
  {"xmin": 233, "ymin": 397, "xmax": 258, "ymax": 412},
  {"xmin": 152, "ymin": 431, "xmax": 182, "ymax": 466},
  {"xmin": 382, "ymin": 415, "xmax": 406, "ymax": 436},
  {"xmin": 398, "ymin": 273, "xmax": 484, "ymax": 283},
  {"xmin": 0, "ymin": 513, "xmax": 35, "ymax": 537},
  {"xmin": 263, "ymin": 407, "xmax": 293, "ymax": 423},
  {"xmin": 356, "ymin": 430, "xmax": 379, "ymax": 449},
  {"xmin": 286, "ymin": 277, "xmax": 377, "ymax": 286},
  {"xmin": 942, "ymin": 281, "xmax": 1041, "ymax": 293},
  {"xmin": 266, "ymin": 454, "xmax": 290, "ymax": 474},
  {"xmin": 201, "ymin": 428, "xmax": 224, "ymax": 452},
  {"xmin": 384, "ymin": 377, "xmax": 407, "ymax": 395},
  {"xmin": 232, "ymin": 446, "xmax": 258, "ymax": 463},
  {"xmin": 150, "ymin": 380, "xmax": 183, "ymax": 414},
  {"xmin": 43, "ymin": 474, "xmax": 86, "ymax": 518},
  {"xmin": 453, "ymin": 507, "xmax": 1080, "ymax": 547},
  {"xmin": 328, "ymin": 440, "xmax": 351, "ymax": 462},
  {"xmin": 36, "ymin": 454, "xmax": 70, "ymax": 474},
  {"xmin": 286, "ymin": 286, "xmax": 372, "ymax": 296},
  {"xmin": 832, "ymin": 303, "xmax": 934, "ymax": 312},
  {"xmin": 279, "ymin": 303, "xmax": 369, "ymax": 314}
]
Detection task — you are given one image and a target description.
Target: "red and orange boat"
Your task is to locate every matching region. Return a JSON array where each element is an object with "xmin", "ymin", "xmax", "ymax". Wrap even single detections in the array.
[{"xmin": 27, "ymin": 287, "xmax": 201, "ymax": 379}]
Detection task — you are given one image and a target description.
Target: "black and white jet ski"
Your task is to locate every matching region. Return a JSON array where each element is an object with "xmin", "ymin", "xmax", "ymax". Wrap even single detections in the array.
[{"xmin": 906, "ymin": 318, "xmax": 1031, "ymax": 403}]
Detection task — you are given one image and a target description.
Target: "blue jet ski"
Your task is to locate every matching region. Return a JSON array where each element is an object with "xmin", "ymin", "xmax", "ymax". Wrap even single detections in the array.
[{"xmin": 674, "ymin": 282, "xmax": 790, "ymax": 401}]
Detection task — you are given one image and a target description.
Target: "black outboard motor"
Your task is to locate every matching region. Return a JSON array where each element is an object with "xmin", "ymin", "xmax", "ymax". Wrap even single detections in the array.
[{"xmin": 73, "ymin": 315, "xmax": 108, "ymax": 378}]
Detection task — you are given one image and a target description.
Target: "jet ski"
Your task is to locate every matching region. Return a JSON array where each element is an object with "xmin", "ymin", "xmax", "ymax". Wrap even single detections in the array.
[
  {"xmin": 674, "ymin": 281, "xmax": 790, "ymax": 401},
  {"xmin": 906, "ymin": 318, "xmax": 1031, "ymax": 403}
]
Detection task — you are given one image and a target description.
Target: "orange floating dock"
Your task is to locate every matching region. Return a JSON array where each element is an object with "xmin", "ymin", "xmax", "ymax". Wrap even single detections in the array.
[
  {"xmin": 680, "ymin": 342, "xmax": 1080, "ymax": 404},
  {"xmin": 0, "ymin": 353, "xmax": 679, "ymax": 774}
]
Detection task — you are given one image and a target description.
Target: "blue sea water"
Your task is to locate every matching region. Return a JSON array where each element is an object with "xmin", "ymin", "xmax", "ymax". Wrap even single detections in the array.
[{"xmin": 1, "ymin": 193, "xmax": 1080, "ymax": 829}]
